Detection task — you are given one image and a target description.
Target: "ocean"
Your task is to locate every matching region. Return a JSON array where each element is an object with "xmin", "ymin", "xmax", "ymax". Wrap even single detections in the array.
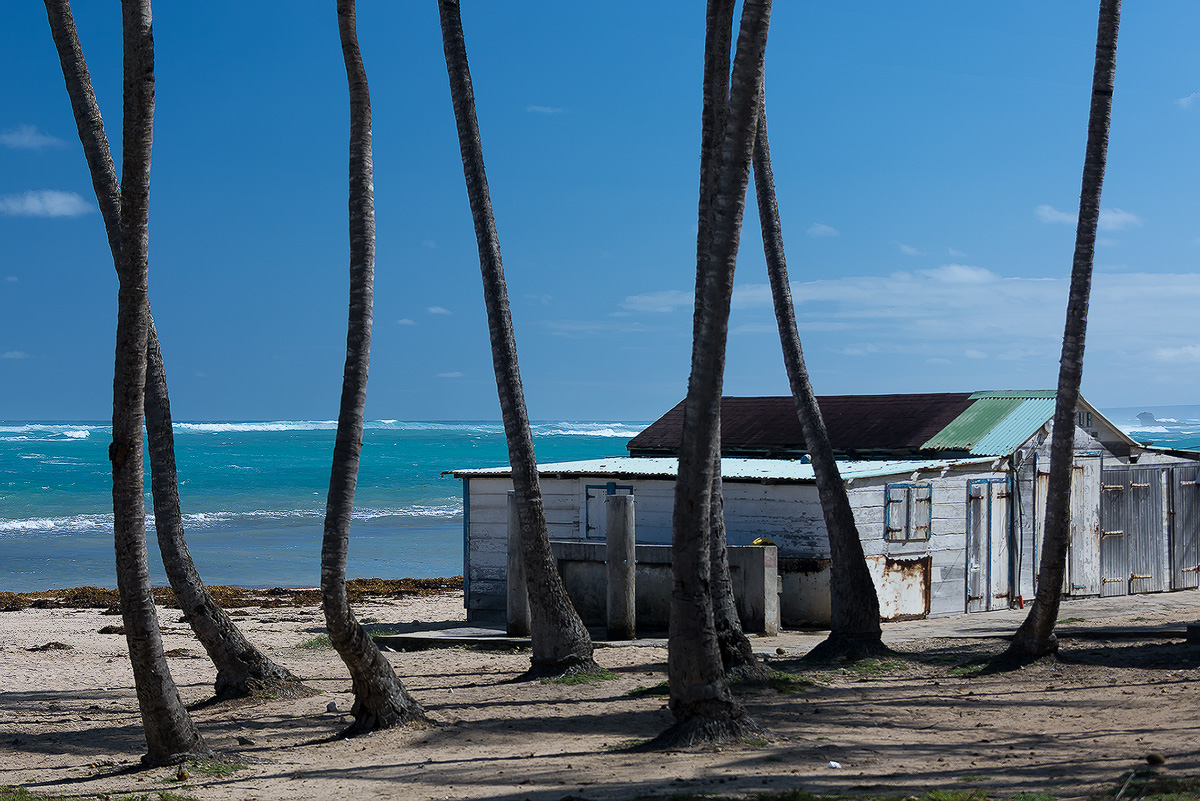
[
  {"xmin": 0, "ymin": 420, "xmax": 644, "ymax": 592},
  {"xmin": 3, "ymin": 406, "xmax": 1198, "ymax": 593}
]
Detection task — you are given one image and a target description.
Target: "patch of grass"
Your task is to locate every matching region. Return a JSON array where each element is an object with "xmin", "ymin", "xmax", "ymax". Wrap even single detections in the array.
[
  {"xmin": 548, "ymin": 668, "xmax": 618, "ymax": 685},
  {"xmin": 0, "ymin": 789, "xmax": 198, "ymax": 801},
  {"xmin": 928, "ymin": 791, "xmax": 991, "ymax": 801},
  {"xmin": 295, "ymin": 634, "xmax": 331, "ymax": 650},
  {"xmin": 187, "ymin": 759, "xmax": 244, "ymax": 778},
  {"xmin": 742, "ymin": 736, "xmax": 771, "ymax": 748},
  {"xmin": 628, "ymin": 680, "xmax": 670, "ymax": 698},
  {"xmin": 1010, "ymin": 793, "xmax": 1058, "ymax": 801},
  {"xmin": 947, "ymin": 663, "xmax": 988, "ymax": 677},
  {"xmin": 955, "ymin": 776, "xmax": 991, "ymax": 783},
  {"xmin": 842, "ymin": 658, "xmax": 905, "ymax": 676},
  {"xmin": 1059, "ymin": 617, "xmax": 1086, "ymax": 624},
  {"xmin": 605, "ymin": 737, "xmax": 647, "ymax": 751},
  {"xmin": 1096, "ymin": 773, "xmax": 1200, "ymax": 801}
]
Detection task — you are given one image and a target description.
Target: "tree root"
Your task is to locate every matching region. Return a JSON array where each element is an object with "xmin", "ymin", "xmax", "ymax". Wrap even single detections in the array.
[
  {"xmin": 988, "ymin": 633, "xmax": 1059, "ymax": 672},
  {"xmin": 518, "ymin": 654, "xmax": 604, "ymax": 682},
  {"xmin": 634, "ymin": 713, "xmax": 765, "ymax": 751},
  {"xmin": 802, "ymin": 632, "xmax": 891, "ymax": 664},
  {"xmin": 139, "ymin": 746, "xmax": 214, "ymax": 768}
]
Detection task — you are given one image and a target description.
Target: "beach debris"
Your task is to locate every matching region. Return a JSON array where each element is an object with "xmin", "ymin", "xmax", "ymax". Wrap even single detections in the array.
[
  {"xmin": 98, "ymin": 625, "xmax": 124, "ymax": 635},
  {"xmin": 27, "ymin": 641, "xmax": 72, "ymax": 652},
  {"xmin": 827, "ymin": 760, "xmax": 843, "ymax": 769},
  {"xmin": 236, "ymin": 736, "xmax": 255, "ymax": 746},
  {"xmin": 326, "ymin": 701, "xmax": 339, "ymax": 713},
  {"xmin": 1146, "ymin": 752, "xmax": 1166, "ymax": 765},
  {"xmin": 175, "ymin": 766, "xmax": 189, "ymax": 781}
]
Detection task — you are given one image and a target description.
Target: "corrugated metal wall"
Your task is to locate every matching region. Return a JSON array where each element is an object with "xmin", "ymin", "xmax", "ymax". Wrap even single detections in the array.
[
  {"xmin": 1171, "ymin": 464, "xmax": 1200, "ymax": 589},
  {"xmin": 1100, "ymin": 466, "xmax": 1170, "ymax": 596}
]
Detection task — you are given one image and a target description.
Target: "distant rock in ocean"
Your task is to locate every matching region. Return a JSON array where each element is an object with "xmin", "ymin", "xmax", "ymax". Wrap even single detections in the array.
[{"xmin": 1137, "ymin": 411, "xmax": 1157, "ymax": 425}]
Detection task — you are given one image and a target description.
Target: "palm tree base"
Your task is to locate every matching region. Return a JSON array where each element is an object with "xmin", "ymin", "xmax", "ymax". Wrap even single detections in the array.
[
  {"xmin": 139, "ymin": 745, "xmax": 214, "ymax": 768},
  {"xmin": 639, "ymin": 711, "xmax": 764, "ymax": 751},
  {"xmin": 341, "ymin": 696, "xmax": 434, "ymax": 737},
  {"xmin": 520, "ymin": 654, "xmax": 604, "ymax": 681},
  {"xmin": 993, "ymin": 631, "xmax": 1059, "ymax": 669},
  {"xmin": 802, "ymin": 632, "xmax": 890, "ymax": 664},
  {"xmin": 208, "ymin": 673, "xmax": 317, "ymax": 704}
]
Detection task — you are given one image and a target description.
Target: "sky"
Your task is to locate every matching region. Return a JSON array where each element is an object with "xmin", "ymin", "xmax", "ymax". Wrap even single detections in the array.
[{"xmin": 2, "ymin": 3, "xmax": 1199, "ymax": 423}]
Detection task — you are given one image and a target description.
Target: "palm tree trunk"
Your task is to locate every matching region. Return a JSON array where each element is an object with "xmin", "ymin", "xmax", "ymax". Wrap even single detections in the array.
[
  {"xmin": 438, "ymin": 0, "xmax": 598, "ymax": 679},
  {"xmin": 1004, "ymin": 0, "xmax": 1121, "ymax": 663},
  {"xmin": 691, "ymin": 0, "xmax": 761, "ymax": 679},
  {"xmin": 110, "ymin": 0, "xmax": 210, "ymax": 765},
  {"xmin": 44, "ymin": 0, "xmax": 302, "ymax": 700},
  {"xmin": 320, "ymin": 0, "xmax": 429, "ymax": 736},
  {"xmin": 753, "ymin": 104, "xmax": 885, "ymax": 660},
  {"xmin": 654, "ymin": 0, "xmax": 771, "ymax": 749}
]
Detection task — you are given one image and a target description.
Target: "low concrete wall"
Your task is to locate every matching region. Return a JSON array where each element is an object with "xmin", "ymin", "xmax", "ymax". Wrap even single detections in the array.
[{"xmin": 549, "ymin": 541, "xmax": 780, "ymax": 635}]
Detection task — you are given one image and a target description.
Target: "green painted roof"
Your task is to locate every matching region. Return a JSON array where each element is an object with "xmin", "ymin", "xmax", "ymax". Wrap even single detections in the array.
[{"xmin": 921, "ymin": 397, "xmax": 1026, "ymax": 452}]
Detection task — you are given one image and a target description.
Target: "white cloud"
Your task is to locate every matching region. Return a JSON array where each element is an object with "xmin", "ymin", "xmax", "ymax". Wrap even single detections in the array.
[
  {"xmin": 422, "ymin": 239, "xmax": 437, "ymax": 249},
  {"xmin": 806, "ymin": 222, "xmax": 839, "ymax": 238},
  {"xmin": 1035, "ymin": 204, "xmax": 1141, "ymax": 231},
  {"xmin": 2, "ymin": 351, "xmax": 30, "ymax": 359},
  {"xmin": 526, "ymin": 105, "xmax": 565, "ymax": 115},
  {"xmin": 1152, "ymin": 344, "xmax": 1200, "ymax": 364},
  {"xmin": 1036, "ymin": 204, "xmax": 1075, "ymax": 225},
  {"xmin": 427, "ymin": 306, "xmax": 452, "ymax": 315},
  {"xmin": 0, "ymin": 190, "xmax": 94, "ymax": 218},
  {"xmin": 397, "ymin": 318, "xmax": 416, "ymax": 326},
  {"xmin": 0, "ymin": 124, "xmax": 64, "ymax": 150},
  {"xmin": 896, "ymin": 242, "xmax": 923, "ymax": 256},
  {"xmin": 543, "ymin": 319, "xmax": 648, "ymax": 338},
  {"xmin": 436, "ymin": 371, "xmax": 464, "ymax": 378},
  {"xmin": 918, "ymin": 264, "xmax": 997, "ymax": 284},
  {"xmin": 1100, "ymin": 208, "xmax": 1141, "ymax": 231},
  {"xmin": 947, "ymin": 247, "xmax": 968, "ymax": 258},
  {"xmin": 964, "ymin": 349, "xmax": 987, "ymax": 359},
  {"xmin": 620, "ymin": 289, "xmax": 692, "ymax": 313},
  {"xmin": 4, "ymin": 276, "xmax": 16, "ymax": 283},
  {"xmin": 1176, "ymin": 92, "xmax": 1199, "ymax": 109}
]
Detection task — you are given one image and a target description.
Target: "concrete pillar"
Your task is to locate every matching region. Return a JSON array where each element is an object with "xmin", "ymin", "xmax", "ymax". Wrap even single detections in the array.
[
  {"xmin": 506, "ymin": 491, "xmax": 531, "ymax": 636},
  {"xmin": 605, "ymin": 493, "xmax": 636, "ymax": 640}
]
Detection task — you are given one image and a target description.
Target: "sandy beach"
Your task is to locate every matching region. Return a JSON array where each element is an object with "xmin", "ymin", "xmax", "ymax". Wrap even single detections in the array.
[{"xmin": 2, "ymin": 585, "xmax": 1200, "ymax": 800}]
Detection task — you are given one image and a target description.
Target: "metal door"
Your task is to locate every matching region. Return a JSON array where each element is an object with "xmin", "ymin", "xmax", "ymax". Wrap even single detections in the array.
[
  {"xmin": 1068, "ymin": 458, "xmax": 1102, "ymax": 595},
  {"xmin": 583, "ymin": 482, "xmax": 633, "ymax": 540},
  {"xmin": 966, "ymin": 478, "xmax": 1011, "ymax": 613},
  {"xmin": 1101, "ymin": 466, "xmax": 1168, "ymax": 595},
  {"xmin": 1171, "ymin": 464, "xmax": 1200, "ymax": 589},
  {"xmin": 1099, "ymin": 469, "xmax": 1130, "ymax": 596}
]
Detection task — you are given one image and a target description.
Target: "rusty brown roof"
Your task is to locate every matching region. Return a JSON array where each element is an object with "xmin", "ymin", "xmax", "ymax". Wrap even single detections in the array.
[{"xmin": 626, "ymin": 393, "xmax": 976, "ymax": 458}]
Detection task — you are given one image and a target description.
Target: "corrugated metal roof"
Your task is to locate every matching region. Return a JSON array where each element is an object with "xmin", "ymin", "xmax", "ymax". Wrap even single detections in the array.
[
  {"xmin": 921, "ymin": 397, "xmax": 1025, "ymax": 452},
  {"xmin": 625, "ymin": 393, "xmax": 976, "ymax": 457},
  {"xmin": 449, "ymin": 455, "xmax": 996, "ymax": 482},
  {"xmin": 969, "ymin": 390, "xmax": 1057, "ymax": 400},
  {"xmin": 970, "ymin": 397, "xmax": 1058, "ymax": 455}
]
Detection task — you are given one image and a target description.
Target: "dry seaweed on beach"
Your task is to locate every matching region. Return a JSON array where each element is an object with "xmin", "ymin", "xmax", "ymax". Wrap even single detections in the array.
[{"xmin": 0, "ymin": 576, "xmax": 463, "ymax": 612}]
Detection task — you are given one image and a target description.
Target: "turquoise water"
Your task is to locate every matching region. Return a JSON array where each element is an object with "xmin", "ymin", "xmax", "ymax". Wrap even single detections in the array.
[{"xmin": 0, "ymin": 420, "xmax": 643, "ymax": 592}]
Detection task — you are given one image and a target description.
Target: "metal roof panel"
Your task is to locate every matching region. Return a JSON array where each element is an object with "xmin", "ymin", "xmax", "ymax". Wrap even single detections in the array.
[
  {"xmin": 921, "ymin": 398, "xmax": 1024, "ymax": 451},
  {"xmin": 970, "ymin": 397, "xmax": 1058, "ymax": 455}
]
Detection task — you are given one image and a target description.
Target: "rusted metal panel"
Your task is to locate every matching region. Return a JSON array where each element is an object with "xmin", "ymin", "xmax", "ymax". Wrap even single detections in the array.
[
  {"xmin": 1172, "ymin": 464, "xmax": 1200, "ymax": 589},
  {"xmin": 1069, "ymin": 458, "xmax": 1102, "ymax": 595},
  {"xmin": 867, "ymin": 554, "xmax": 931, "ymax": 620}
]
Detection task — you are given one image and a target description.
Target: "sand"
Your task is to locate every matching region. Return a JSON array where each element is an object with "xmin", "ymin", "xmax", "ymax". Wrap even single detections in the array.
[{"xmin": 2, "ymin": 587, "xmax": 1200, "ymax": 800}]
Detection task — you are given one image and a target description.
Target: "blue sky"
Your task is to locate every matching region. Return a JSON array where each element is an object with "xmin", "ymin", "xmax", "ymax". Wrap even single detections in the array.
[{"xmin": 2, "ymin": 3, "xmax": 1198, "ymax": 422}]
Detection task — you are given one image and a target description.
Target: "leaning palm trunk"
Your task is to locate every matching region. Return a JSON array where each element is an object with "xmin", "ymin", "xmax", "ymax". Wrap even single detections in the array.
[
  {"xmin": 45, "ymin": 0, "xmax": 301, "ymax": 700},
  {"xmin": 753, "ymin": 105, "xmax": 884, "ymax": 660},
  {"xmin": 438, "ymin": 0, "xmax": 598, "ymax": 678},
  {"xmin": 1004, "ymin": 0, "xmax": 1121, "ymax": 663},
  {"xmin": 109, "ymin": 0, "xmax": 210, "ymax": 765},
  {"xmin": 652, "ymin": 0, "xmax": 772, "ymax": 750},
  {"xmin": 692, "ymin": 0, "xmax": 760, "ymax": 679},
  {"xmin": 320, "ymin": 0, "xmax": 429, "ymax": 736}
]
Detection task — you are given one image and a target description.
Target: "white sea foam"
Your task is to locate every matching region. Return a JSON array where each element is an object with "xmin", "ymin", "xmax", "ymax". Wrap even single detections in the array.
[
  {"xmin": 0, "ymin": 513, "xmax": 112, "ymax": 534},
  {"xmin": 532, "ymin": 422, "xmax": 647, "ymax": 437},
  {"xmin": 175, "ymin": 421, "xmax": 338, "ymax": 433},
  {"xmin": 0, "ymin": 423, "xmax": 101, "ymax": 441}
]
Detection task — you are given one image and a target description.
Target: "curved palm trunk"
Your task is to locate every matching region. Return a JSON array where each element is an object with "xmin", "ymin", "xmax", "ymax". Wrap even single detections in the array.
[
  {"xmin": 45, "ymin": 0, "xmax": 300, "ymax": 700},
  {"xmin": 438, "ymin": 0, "xmax": 598, "ymax": 678},
  {"xmin": 320, "ymin": 0, "xmax": 429, "ymax": 736},
  {"xmin": 1004, "ymin": 0, "xmax": 1121, "ymax": 663},
  {"xmin": 654, "ymin": 0, "xmax": 771, "ymax": 749},
  {"xmin": 110, "ymin": 0, "xmax": 210, "ymax": 765},
  {"xmin": 753, "ymin": 105, "xmax": 884, "ymax": 660},
  {"xmin": 692, "ymin": 0, "xmax": 760, "ymax": 679}
]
